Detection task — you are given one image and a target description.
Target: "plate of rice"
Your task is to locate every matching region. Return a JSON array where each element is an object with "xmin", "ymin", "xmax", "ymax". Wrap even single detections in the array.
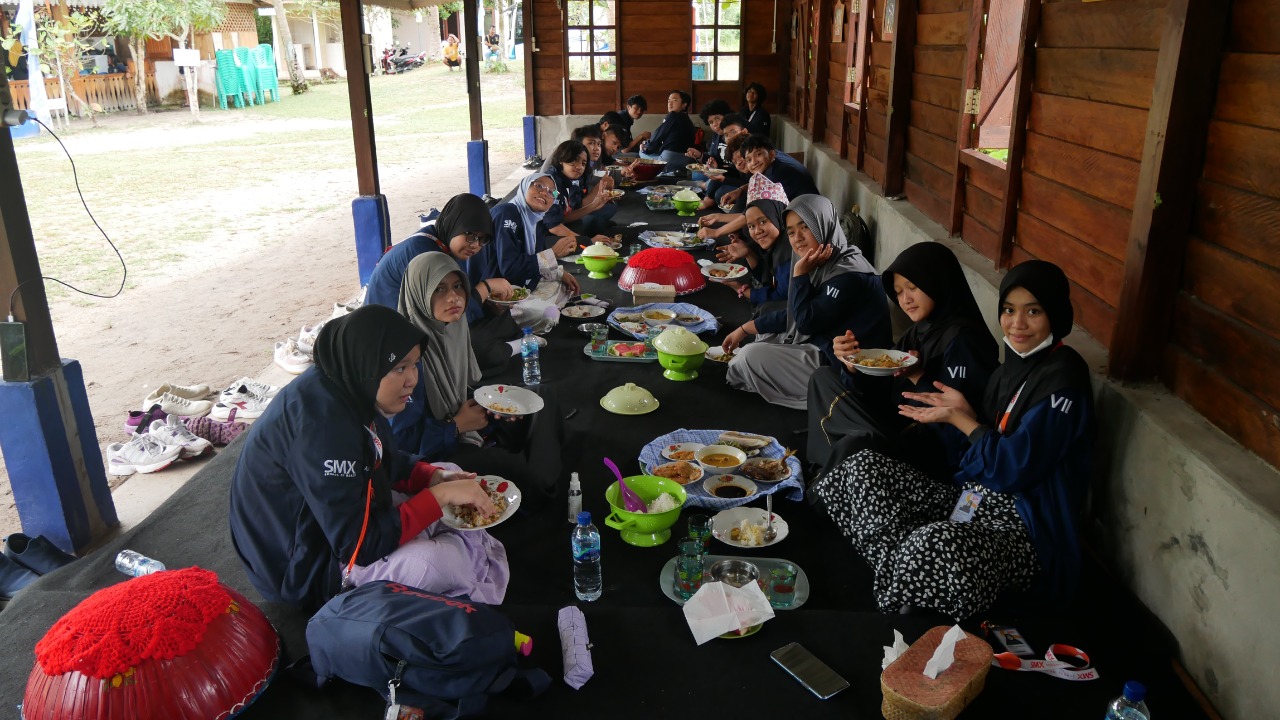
[
  {"xmin": 473, "ymin": 385, "xmax": 545, "ymax": 418},
  {"xmin": 440, "ymin": 476, "xmax": 521, "ymax": 531},
  {"xmin": 710, "ymin": 506, "xmax": 788, "ymax": 548}
]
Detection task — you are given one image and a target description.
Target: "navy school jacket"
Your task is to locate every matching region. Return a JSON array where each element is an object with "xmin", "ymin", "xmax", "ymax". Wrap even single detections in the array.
[{"xmin": 754, "ymin": 270, "xmax": 892, "ymax": 367}]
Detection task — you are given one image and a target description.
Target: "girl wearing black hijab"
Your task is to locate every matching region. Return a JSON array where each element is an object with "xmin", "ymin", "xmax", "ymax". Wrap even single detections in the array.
[
  {"xmin": 805, "ymin": 242, "xmax": 999, "ymax": 479},
  {"xmin": 810, "ymin": 260, "xmax": 1094, "ymax": 620},
  {"xmin": 230, "ymin": 305, "xmax": 500, "ymax": 612},
  {"xmin": 716, "ymin": 199, "xmax": 792, "ymax": 317}
]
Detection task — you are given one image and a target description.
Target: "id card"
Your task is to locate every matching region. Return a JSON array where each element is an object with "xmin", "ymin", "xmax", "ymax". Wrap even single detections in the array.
[
  {"xmin": 990, "ymin": 624, "xmax": 1035, "ymax": 657},
  {"xmin": 949, "ymin": 489, "xmax": 983, "ymax": 523}
]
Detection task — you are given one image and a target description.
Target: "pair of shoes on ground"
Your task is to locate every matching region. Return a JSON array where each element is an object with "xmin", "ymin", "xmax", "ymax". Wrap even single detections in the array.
[
  {"xmin": 210, "ymin": 378, "xmax": 277, "ymax": 421},
  {"xmin": 142, "ymin": 382, "xmax": 214, "ymax": 417},
  {"xmin": 124, "ymin": 403, "xmax": 168, "ymax": 434},
  {"xmin": 184, "ymin": 409, "xmax": 248, "ymax": 446},
  {"xmin": 275, "ymin": 322, "xmax": 325, "ymax": 374},
  {"xmin": 1, "ymin": 533, "xmax": 78, "ymax": 603},
  {"xmin": 105, "ymin": 415, "xmax": 212, "ymax": 476}
]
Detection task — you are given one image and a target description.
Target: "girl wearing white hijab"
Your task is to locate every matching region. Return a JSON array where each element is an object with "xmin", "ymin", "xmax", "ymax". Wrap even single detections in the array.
[
  {"xmin": 491, "ymin": 172, "xmax": 582, "ymax": 294},
  {"xmin": 721, "ymin": 195, "xmax": 892, "ymax": 409}
]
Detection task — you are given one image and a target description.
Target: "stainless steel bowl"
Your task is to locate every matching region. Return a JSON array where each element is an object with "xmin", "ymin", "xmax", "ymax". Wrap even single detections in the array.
[
  {"xmin": 708, "ymin": 559, "xmax": 761, "ymax": 588},
  {"xmin": 578, "ymin": 322, "xmax": 607, "ymax": 336}
]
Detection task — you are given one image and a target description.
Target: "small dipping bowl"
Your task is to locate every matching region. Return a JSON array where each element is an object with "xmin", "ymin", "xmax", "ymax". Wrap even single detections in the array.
[
  {"xmin": 577, "ymin": 322, "xmax": 608, "ymax": 336},
  {"xmin": 708, "ymin": 559, "xmax": 761, "ymax": 589},
  {"xmin": 695, "ymin": 444, "xmax": 747, "ymax": 476}
]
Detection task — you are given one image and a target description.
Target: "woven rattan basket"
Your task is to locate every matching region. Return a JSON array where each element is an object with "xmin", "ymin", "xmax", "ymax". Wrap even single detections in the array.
[{"xmin": 880, "ymin": 626, "xmax": 993, "ymax": 720}]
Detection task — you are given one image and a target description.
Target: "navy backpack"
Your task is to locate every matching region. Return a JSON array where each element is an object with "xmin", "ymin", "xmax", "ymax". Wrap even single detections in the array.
[{"xmin": 306, "ymin": 581, "xmax": 549, "ymax": 719}]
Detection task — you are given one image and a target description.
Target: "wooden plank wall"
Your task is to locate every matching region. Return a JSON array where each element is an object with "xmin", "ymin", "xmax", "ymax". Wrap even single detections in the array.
[
  {"xmin": 530, "ymin": 0, "xmax": 566, "ymax": 115},
  {"xmin": 903, "ymin": 0, "xmax": 969, "ymax": 226},
  {"xmin": 824, "ymin": 2, "xmax": 852, "ymax": 151},
  {"xmin": 1163, "ymin": 0, "xmax": 1280, "ymax": 468},
  {"xmin": 959, "ymin": 152, "xmax": 1004, "ymax": 261},
  {"xmin": 1010, "ymin": 0, "xmax": 1165, "ymax": 348},
  {"xmin": 862, "ymin": 0, "xmax": 891, "ymax": 185}
]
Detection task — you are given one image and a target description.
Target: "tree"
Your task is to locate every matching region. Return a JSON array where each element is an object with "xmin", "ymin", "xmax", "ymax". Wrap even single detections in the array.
[
  {"xmin": 164, "ymin": 0, "xmax": 225, "ymax": 118},
  {"xmin": 39, "ymin": 12, "xmax": 100, "ymax": 127},
  {"xmin": 102, "ymin": 0, "xmax": 224, "ymax": 116},
  {"xmin": 271, "ymin": 0, "xmax": 309, "ymax": 95}
]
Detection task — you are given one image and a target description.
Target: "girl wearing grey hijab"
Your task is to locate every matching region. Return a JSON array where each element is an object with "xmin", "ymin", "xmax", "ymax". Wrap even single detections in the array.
[{"xmin": 721, "ymin": 195, "xmax": 892, "ymax": 409}]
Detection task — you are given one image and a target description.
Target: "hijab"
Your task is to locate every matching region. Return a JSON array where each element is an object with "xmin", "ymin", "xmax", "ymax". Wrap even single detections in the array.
[
  {"xmin": 511, "ymin": 173, "xmax": 551, "ymax": 255},
  {"xmin": 744, "ymin": 199, "xmax": 792, "ymax": 291},
  {"xmin": 882, "ymin": 242, "xmax": 990, "ymax": 363},
  {"xmin": 982, "ymin": 260, "xmax": 1091, "ymax": 433},
  {"xmin": 398, "ymin": 253, "xmax": 482, "ymax": 421},
  {"xmin": 313, "ymin": 305, "xmax": 425, "ymax": 425},
  {"xmin": 432, "ymin": 193, "xmax": 494, "ymax": 253},
  {"xmin": 780, "ymin": 195, "xmax": 876, "ymax": 343}
]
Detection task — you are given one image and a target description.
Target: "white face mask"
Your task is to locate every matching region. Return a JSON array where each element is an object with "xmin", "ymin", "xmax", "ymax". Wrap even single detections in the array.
[{"xmin": 1004, "ymin": 334, "xmax": 1054, "ymax": 359}]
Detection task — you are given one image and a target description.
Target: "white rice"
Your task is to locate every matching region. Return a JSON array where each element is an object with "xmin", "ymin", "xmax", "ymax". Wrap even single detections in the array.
[{"xmin": 647, "ymin": 492, "xmax": 680, "ymax": 514}]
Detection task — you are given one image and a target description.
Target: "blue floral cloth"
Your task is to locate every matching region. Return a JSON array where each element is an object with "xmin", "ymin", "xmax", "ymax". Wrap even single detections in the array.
[
  {"xmin": 607, "ymin": 303, "xmax": 719, "ymax": 338},
  {"xmin": 637, "ymin": 428, "xmax": 804, "ymax": 510}
]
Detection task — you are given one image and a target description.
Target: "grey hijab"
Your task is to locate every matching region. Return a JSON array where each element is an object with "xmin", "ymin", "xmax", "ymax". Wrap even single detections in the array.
[
  {"xmin": 780, "ymin": 195, "xmax": 876, "ymax": 343},
  {"xmin": 398, "ymin": 253, "xmax": 482, "ymax": 420}
]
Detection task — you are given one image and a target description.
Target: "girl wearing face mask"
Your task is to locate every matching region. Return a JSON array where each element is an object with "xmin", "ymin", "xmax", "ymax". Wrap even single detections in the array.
[
  {"xmin": 390, "ymin": 253, "xmax": 569, "ymax": 510},
  {"xmin": 810, "ymin": 260, "xmax": 1095, "ymax": 620},
  {"xmin": 806, "ymin": 242, "xmax": 999, "ymax": 480},
  {"xmin": 716, "ymin": 199, "xmax": 792, "ymax": 316},
  {"xmin": 721, "ymin": 195, "xmax": 892, "ymax": 409},
  {"xmin": 229, "ymin": 305, "xmax": 503, "ymax": 612}
]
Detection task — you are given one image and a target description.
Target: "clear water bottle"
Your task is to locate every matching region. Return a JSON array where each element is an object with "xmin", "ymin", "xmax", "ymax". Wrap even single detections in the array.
[
  {"xmin": 115, "ymin": 549, "xmax": 166, "ymax": 577},
  {"xmin": 521, "ymin": 327, "xmax": 541, "ymax": 386},
  {"xmin": 567, "ymin": 472, "xmax": 583, "ymax": 523},
  {"xmin": 571, "ymin": 511, "xmax": 602, "ymax": 601},
  {"xmin": 1105, "ymin": 681, "xmax": 1150, "ymax": 720}
]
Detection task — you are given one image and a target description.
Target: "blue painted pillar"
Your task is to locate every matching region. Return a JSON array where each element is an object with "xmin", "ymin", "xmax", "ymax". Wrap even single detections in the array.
[
  {"xmin": 523, "ymin": 115, "xmax": 537, "ymax": 159},
  {"xmin": 352, "ymin": 194, "xmax": 391, "ymax": 287},
  {"xmin": 467, "ymin": 139, "xmax": 490, "ymax": 198},
  {"xmin": 0, "ymin": 360, "xmax": 118, "ymax": 554}
]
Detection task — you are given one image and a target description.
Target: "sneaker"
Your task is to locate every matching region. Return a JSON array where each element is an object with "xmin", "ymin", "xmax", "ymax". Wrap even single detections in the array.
[
  {"xmin": 211, "ymin": 386, "xmax": 272, "ymax": 421},
  {"xmin": 142, "ymin": 383, "xmax": 211, "ymax": 406},
  {"xmin": 184, "ymin": 411, "xmax": 248, "ymax": 446},
  {"xmin": 106, "ymin": 434, "xmax": 181, "ymax": 476},
  {"xmin": 148, "ymin": 415, "xmax": 212, "ymax": 459},
  {"xmin": 275, "ymin": 337, "xmax": 311, "ymax": 374},
  {"xmin": 330, "ymin": 302, "xmax": 360, "ymax": 320},
  {"xmin": 221, "ymin": 377, "xmax": 279, "ymax": 400},
  {"xmin": 297, "ymin": 322, "xmax": 326, "ymax": 357},
  {"xmin": 143, "ymin": 392, "xmax": 213, "ymax": 417},
  {"xmin": 124, "ymin": 404, "xmax": 168, "ymax": 434}
]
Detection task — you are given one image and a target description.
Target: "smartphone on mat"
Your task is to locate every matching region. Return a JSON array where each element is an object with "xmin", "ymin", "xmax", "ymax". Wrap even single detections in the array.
[{"xmin": 770, "ymin": 642, "xmax": 850, "ymax": 700}]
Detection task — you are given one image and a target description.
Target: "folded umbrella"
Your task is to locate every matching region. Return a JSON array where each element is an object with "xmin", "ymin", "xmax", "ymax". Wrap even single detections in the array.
[{"xmin": 557, "ymin": 606, "xmax": 593, "ymax": 689}]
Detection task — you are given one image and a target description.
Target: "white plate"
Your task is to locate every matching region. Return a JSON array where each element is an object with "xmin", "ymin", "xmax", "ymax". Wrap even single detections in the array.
[
  {"xmin": 651, "ymin": 461, "xmax": 704, "ymax": 485},
  {"xmin": 711, "ymin": 506, "xmax": 789, "ymax": 548},
  {"xmin": 704, "ymin": 346, "xmax": 735, "ymax": 362},
  {"xmin": 661, "ymin": 441, "xmax": 705, "ymax": 462},
  {"xmin": 739, "ymin": 456, "xmax": 792, "ymax": 483},
  {"xmin": 844, "ymin": 349, "xmax": 918, "ymax": 377},
  {"xmin": 702, "ymin": 474, "xmax": 758, "ymax": 500},
  {"xmin": 702, "ymin": 263, "xmax": 748, "ymax": 282},
  {"xmin": 473, "ymin": 385, "xmax": 545, "ymax": 418},
  {"xmin": 487, "ymin": 287, "xmax": 531, "ymax": 306},
  {"xmin": 562, "ymin": 305, "xmax": 606, "ymax": 320},
  {"xmin": 440, "ymin": 476, "xmax": 521, "ymax": 531}
]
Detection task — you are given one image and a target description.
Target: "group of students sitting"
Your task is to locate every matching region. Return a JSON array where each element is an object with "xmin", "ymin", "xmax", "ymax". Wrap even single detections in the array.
[{"xmin": 227, "ymin": 83, "xmax": 1095, "ymax": 625}]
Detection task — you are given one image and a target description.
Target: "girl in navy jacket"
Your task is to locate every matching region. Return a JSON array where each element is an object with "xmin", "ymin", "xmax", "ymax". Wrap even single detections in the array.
[
  {"xmin": 811, "ymin": 260, "xmax": 1095, "ymax": 619},
  {"xmin": 716, "ymin": 199, "xmax": 792, "ymax": 316}
]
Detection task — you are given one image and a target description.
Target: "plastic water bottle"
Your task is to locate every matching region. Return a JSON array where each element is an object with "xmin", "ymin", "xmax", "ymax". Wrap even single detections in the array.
[
  {"xmin": 571, "ymin": 511, "xmax": 602, "ymax": 601},
  {"xmin": 114, "ymin": 549, "xmax": 166, "ymax": 577},
  {"xmin": 1105, "ymin": 681, "xmax": 1150, "ymax": 719},
  {"xmin": 521, "ymin": 327, "xmax": 541, "ymax": 386},
  {"xmin": 567, "ymin": 472, "xmax": 583, "ymax": 523}
]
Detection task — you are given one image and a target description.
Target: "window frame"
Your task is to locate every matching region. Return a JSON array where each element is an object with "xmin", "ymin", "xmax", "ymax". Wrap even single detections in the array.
[
  {"xmin": 691, "ymin": 0, "xmax": 743, "ymax": 82},
  {"xmin": 565, "ymin": 0, "xmax": 617, "ymax": 82}
]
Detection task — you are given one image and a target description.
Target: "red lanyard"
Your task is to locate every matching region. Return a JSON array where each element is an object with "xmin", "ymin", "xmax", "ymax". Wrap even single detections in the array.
[{"xmin": 342, "ymin": 424, "xmax": 383, "ymax": 587}]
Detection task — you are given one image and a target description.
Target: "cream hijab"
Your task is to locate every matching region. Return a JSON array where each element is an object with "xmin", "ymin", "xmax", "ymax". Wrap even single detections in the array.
[{"xmin": 398, "ymin": 253, "xmax": 482, "ymax": 420}]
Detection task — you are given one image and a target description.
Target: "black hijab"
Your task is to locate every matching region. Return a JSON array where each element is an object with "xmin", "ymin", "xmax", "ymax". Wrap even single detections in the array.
[
  {"xmin": 433, "ymin": 193, "xmax": 495, "ymax": 250},
  {"xmin": 982, "ymin": 261, "xmax": 1091, "ymax": 433},
  {"xmin": 745, "ymin": 199, "xmax": 792, "ymax": 290},
  {"xmin": 882, "ymin": 242, "xmax": 989, "ymax": 363},
  {"xmin": 313, "ymin": 305, "xmax": 426, "ymax": 425}
]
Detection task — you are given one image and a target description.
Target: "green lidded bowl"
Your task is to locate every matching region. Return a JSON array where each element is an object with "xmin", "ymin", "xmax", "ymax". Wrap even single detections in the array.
[
  {"xmin": 672, "ymin": 198, "xmax": 700, "ymax": 216},
  {"xmin": 604, "ymin": 475, "xmax": 688, "ymax": 546},
  {"xmin": 577, "ymin": 242, "xmax": 621, "ymax": 279},
  {"xmin": 652, "ymin": 326, "xmax": 708, "ymax": 381}
]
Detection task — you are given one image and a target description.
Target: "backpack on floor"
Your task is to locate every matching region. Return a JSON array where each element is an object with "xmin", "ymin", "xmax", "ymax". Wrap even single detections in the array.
[
  {"xmin": 840, "ymin": 207, "xmax": 874, "ymax": 266},
  {"xmin": 305, "ymin": 581, "xmax": 548, "ymax": 719}
]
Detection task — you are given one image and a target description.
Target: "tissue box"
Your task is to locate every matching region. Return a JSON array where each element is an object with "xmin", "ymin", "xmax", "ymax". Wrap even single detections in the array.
[
  {"xmin": 881, "ymin": 626, "xmax": 992, "ymax": 720},
  {"xmin": 632, "ymin": 283, "xmax": 676, "ymax": 304}
]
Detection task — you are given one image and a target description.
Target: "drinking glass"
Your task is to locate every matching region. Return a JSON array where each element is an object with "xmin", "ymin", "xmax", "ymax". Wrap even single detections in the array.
[
  {"xmin": 590, "ymin": 325, "xmax": 608, "ymax": 356},
  {"xmin": 673, "ymin": 540, "xmax": 704, "ymax": 600},
  {"xmin": 767, "ymin": 562, "xmax": 798, "ymax": 608},
  {"xmin": 688, "ymin": 514, "xmax": 712, "ymax": 554}
]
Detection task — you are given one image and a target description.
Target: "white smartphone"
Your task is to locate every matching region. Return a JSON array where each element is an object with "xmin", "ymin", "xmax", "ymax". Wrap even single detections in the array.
[{"xmin": 770, "ymin": 642, "xmax": 850, "ymax": 700}]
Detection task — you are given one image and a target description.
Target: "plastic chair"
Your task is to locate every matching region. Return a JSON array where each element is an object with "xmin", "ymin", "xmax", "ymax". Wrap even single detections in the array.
[
  {"xmin": 214, "ymin": 49, "xmax": 245, "ymax": 109},
  {"xmin": 255, "ymin": 44, "xmax": 280, "ymax": 103},
  {"xmin": 233, "ymin": 47, "xmax": 260, "ymax": 106}
]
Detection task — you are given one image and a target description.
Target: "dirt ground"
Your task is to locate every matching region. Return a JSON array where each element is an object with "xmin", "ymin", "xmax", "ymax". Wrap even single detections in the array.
[{"xmin": 0, "ymin": 67, "xmax": 526, "ymax": 539}]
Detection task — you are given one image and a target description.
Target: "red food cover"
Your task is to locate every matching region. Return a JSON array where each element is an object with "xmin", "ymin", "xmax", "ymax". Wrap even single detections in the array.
[{"xmin": 618, "ymin": 248, "xmax": 706, "ymax": 295}]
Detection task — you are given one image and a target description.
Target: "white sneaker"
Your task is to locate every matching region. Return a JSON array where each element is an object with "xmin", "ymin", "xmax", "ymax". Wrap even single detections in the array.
[
  {"xmin": 221, "ymin": 377, "xmax": 279, "ymax": 400},
  {"xmin": 297, "ymin": 322, "xmax": 326, "ymax": 357},
  {"xmin": 211, "ymin": 386, "xmax": 272, "ymax": 420},
  {"xmin": 143, "ymin": 383, "xmax": 211, "ymax": 407},
  {"xmin": 106, "ymin": 434, "xmax": 181, "ymax": 476},
  {"xmin": 330, "ymin": 302, "xmax": 360, "ymax": 320},
  {"xmin": 144, "ymin": 392, "xmax": 213, "ymax": 417},
  {"xmin": 274, "ymin": 337, "xmax": 312, "ymax": 374},
  {"xmin": 148, "ymin": 415, "xmax": 212, "ymax": 459}
]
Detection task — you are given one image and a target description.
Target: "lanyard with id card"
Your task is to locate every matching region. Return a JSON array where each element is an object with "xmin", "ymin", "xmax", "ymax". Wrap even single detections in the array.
[{"xmin": 949, "ymin": 489, "xmax": 983, "ymax": 523}]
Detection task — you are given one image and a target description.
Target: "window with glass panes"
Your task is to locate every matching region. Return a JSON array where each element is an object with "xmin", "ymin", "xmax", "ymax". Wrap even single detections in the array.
[
  {"xmin": 567, "ymin": 0, "xmax": 617, "ymax": 81},
  {"xmin": 692, "ymin": 0, "xmax": 741, "ymax": 81}
]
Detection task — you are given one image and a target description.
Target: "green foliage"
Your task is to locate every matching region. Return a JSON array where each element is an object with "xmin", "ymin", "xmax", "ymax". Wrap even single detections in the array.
[
  {"xmin": 440, "ymin": 1, "xmax": 463, "ymax": 20},
  {"xmin": 980, "ymin": 147, "xmax": 1009, "ymax": 162},
  {"xmin": 102, "ymin": 0, "xmax": 225, "ymax": 42},
  {"xmin": 256, "ymin": 14, "xmax": 273, "ymax": 44}
]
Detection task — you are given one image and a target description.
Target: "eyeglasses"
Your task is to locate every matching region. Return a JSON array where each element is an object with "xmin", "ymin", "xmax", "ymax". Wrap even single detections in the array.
[
  {"xmin": 463, "ymin": 232, "xmax": 491, "ymax": 247},
  {"xmin": 533, "ymin": 184, "xmax": 559, "ymax": 199}
]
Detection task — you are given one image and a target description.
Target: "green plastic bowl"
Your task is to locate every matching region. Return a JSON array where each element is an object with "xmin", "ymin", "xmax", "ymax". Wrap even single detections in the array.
[
  {"xmin": 672, "ymin": 198, "xmax": 701, "ymax": 216},
  {"xmin": 657, "ymin": 349, "xmax": 706, "ymax": 381},
  {"xmin": 604, "ymin": 475, "xmax": 688, "ymax": 546},
  {"xmin": 577, "ymin": 255, "xmax": 620, "ymax": 278}
]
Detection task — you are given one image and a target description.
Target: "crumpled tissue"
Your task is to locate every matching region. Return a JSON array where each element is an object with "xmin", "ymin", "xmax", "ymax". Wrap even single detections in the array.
[
  {"xmin": 681, "ymin": 580, "xmax": 775, "ymax": 645},
  {"xmin": 881, "ymin": 630, "xmax": 910, "ymax": 670},
  {"xmin": 923, "ymin": 624, "xmax": 967, "ymax": 679},
  {"xmin": 557, "ymin": 606, "xmax": 593, "ymax": 689}
]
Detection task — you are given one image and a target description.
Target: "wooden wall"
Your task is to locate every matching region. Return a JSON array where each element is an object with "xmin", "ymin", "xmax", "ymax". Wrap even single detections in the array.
[
  {"xmin": 1163, "ymin": 0, "xmax": 1280, "ymax": 469},
  {"xmin": 862, "ymin": 0, "xmax": 891, "ymax": 185},
  {"xmin": 903, "ymin": 0, "xmax": 970, "ymax": 226},
  {"xmin": 1009, "ymin": 0, "xmax": 1165, "ymax": 349}
]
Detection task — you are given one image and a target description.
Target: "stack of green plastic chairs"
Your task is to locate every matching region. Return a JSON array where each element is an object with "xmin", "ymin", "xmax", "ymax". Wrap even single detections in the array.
[
  {"xmin": 255, "ymin": 44, "xmax": 280, "ymax": 103},
  {"xmin": 214, "ymin": 49, "xmax": 245, "ymax": 109},
  {"xmin": 234, "ymin": 46, "xmax": 260, "ymax": 106}
]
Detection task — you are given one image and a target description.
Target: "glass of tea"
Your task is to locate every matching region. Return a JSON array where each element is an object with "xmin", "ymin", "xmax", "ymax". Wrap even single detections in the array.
[{"xmin": 687, "ymin": 514, "xmax": 712, "ymax": 554}]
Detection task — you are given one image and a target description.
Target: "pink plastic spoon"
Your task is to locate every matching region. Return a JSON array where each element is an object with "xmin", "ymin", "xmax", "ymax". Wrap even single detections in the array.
[{"xmin": 604, "ymin": 457, "xmax": 646, "ymax": 512}]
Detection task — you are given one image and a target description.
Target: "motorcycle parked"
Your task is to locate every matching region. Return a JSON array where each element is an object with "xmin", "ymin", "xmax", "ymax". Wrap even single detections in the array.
[{"xmin": 381, "ymin": 45, "xmax": 426, "ymax": 75}]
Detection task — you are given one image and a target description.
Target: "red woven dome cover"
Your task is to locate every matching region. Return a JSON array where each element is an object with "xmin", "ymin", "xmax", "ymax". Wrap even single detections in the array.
[{"xmin": 619, "ymin": 248, "xmax": 707, "ymax": 295}]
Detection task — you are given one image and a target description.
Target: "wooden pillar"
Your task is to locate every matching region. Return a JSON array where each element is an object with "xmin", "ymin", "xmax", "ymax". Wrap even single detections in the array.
[
  {"xmin": 995, "ymin": 0, "xmax": 1039, "ymax": 269},
  {"xmin": 1109, "ymin": 0, "xmax": 1230, "ymax": 380},
  {"xmin": 881, "ymin": 0, "xmax": 916, "ymax": 196},
  {"xmin": 339, "ymin": 0, "xmax": 379, "ymax": 196},
  {"xmin": 947, "ymin": 0, "xmax": 986, "ymax": 235},
  {"xmin": 462, "ymin": 0, "xmax": 484, "ymax": 141},
  {"xmin": 808, "ymin": 0, "xmax": 834, "ymax": 140},
  {"xmin": 522, "ymin": 0, "xmax": 535, "ymax": 115},
  {"xmin": 847, "ymin": 0, "xmax": 872, "ymax": 168}
]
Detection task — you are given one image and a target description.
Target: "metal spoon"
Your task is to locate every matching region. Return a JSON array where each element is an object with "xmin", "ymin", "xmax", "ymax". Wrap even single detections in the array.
[{"xmin": 764, "ymin": 492, "xmax": 777, "ymax": 543}]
